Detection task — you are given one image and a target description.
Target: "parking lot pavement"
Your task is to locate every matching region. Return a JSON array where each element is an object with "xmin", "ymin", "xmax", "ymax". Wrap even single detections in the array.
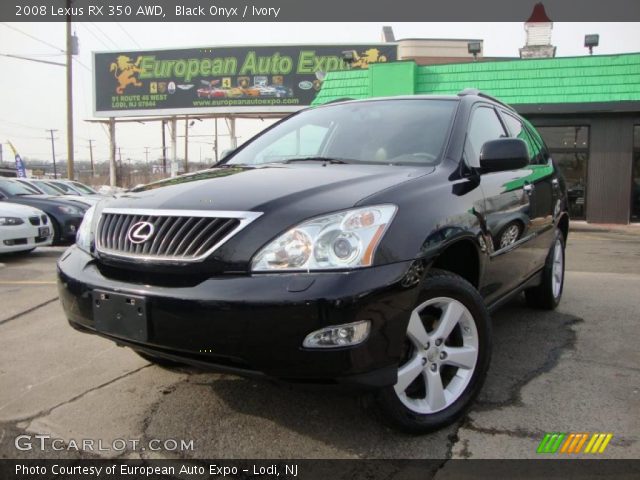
[{"xmin": 0, "ymin": 230, "xmax": 638, "ymax": 461}]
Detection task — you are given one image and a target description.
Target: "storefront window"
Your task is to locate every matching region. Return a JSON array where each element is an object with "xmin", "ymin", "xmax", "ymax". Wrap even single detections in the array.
[
  {"xmin": 632, "ymin": 126, "xmax": 640, "ymax": 222},
  {"xmin": 537, "ymin": 126, "xmax": 589, "ymax": 219}
]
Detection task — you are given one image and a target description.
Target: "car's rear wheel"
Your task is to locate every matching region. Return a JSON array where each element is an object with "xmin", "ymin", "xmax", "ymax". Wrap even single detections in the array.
[
  {"xmin": 525, "ymin": 229, "xmax": 565, "ymax": 310},
  {"xmin": 377, "ymin": 269, "xmax": 492, "ymax": 433}
]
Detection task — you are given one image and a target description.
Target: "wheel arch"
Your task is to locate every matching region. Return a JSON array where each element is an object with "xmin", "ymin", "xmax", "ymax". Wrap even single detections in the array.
[
  {"xmin": 429, "ymin": 238, "xmax": 481, "ymax": 289},
  {"xmin": 557, "ymin": 213, "xmax": 569, "ymax": 242}
]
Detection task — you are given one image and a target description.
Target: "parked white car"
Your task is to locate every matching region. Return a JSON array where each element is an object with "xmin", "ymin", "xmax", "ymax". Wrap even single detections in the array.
[{"xmin": 0, "ymin": 202, "xmax": 54, "ymax": 254}]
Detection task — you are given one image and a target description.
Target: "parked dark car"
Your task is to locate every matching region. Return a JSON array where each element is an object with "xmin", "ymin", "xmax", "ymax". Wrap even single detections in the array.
[
  {"xmin": 57, "ymin": 92, "xmax": 569, "ymax": 432},
  {"xmin": 0, "ymin": 178, "xmax": 87, "ymax": 245}
]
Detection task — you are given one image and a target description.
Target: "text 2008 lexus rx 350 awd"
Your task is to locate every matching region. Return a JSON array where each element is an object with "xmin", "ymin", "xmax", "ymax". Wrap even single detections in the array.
[{"xmin": 58, "ymin": 92, "xmax": 569, "ymax": 432}]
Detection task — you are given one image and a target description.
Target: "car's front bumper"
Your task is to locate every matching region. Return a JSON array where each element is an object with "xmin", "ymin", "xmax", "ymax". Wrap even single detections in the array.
[
  {"xmin": 0, "ymin": 222, "xmax": 53, "ymax": 253},
  {"xmin": 58, "ymin": 215, "xmax": 84, "ymax": 243},
  {"xmin": 57, "ymin": 246, "xmax": 421, "ymax": 388}
]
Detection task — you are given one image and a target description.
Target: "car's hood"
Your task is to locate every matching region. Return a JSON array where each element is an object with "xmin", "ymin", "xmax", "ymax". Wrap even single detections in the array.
[
  {"xmin": 0, "ymin": 201, "xmax": 44, "ymax": 217},
  {"xmin": 63, "ymin": 195, "xmax": 98, "ymax": 206},
  {"xmin": 106, "ymin": 164, "xmax": 434, "ymax": 214}
]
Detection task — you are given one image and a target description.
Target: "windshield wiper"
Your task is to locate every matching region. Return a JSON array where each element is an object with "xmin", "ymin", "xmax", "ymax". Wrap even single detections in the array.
[{"xmin": 280, "ymin": 157, "xmax": 351, "ymax": 165}]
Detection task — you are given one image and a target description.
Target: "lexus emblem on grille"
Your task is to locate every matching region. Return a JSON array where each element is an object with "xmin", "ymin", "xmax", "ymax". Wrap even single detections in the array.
[{"xmin": 127, "ymin": 221, "xmax": 155, "ymax": 244}]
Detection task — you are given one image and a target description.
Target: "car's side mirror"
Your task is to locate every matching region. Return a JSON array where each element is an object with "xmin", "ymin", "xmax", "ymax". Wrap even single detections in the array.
[{"xmin": 479, "ymin": 138, "xmax": 529, "ymax": 173}]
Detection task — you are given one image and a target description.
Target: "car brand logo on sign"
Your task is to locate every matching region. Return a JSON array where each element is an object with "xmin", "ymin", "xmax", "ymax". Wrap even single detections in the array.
[
  {"xmin": 298, "ymin": 81, "xmax": 313, "ymax": 90},
  {"xmin": 127, "ymin": 221, "xmax": 155, "ymax": 244}
]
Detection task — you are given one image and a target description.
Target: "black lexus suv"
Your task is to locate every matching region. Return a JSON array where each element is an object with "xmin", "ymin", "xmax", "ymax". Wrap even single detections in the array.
[{"xmin": 58, "ymin": 91, "xmax": 569, "ymax": 433}]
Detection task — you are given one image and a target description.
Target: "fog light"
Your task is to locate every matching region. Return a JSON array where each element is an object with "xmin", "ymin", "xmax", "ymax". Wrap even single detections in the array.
[{"xmin": 302, "ymin": 320, "xmax": 370, "ymax": 349}]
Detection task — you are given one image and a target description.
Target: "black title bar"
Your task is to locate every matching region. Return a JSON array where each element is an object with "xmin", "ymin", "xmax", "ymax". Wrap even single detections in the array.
[{"xmin": 2, "ymin": 0, "xmax": 640, "ymax": 22}]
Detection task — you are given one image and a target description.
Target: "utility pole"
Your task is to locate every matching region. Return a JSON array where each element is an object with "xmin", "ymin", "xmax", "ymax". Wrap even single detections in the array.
[
  {"xmin": 47, "ymin": 129, "xmax": 58, "ymax": 179},
  {"xmin": 66, "ymin": 2, "xmax": 75, "ymax": 180},
  {"xmin": 118, "ymin": 146, "xmax": 122, "ymax": 186},
  {"xmin": 214, "ymin": 118, "xmax": 218, "ymax": 163},
  {"xmin": 144, "ymin": 146, "xmax": 150, "ymax": 163},
  {"xmin": 161, "ymin": 120, "xmax": 167, "ymax": 174},
  {"xmin": 108, "ymin": 117, "xmax": 116, "ymax": 186},
  {"xmin": 170, "ymin": 116, "xmax": 177, "ymax": 177},
  {"xmin": 88, "ymin": 139, "xmax": 95, "ymax": 177},
  {"xmin": 184, "ymin": 116, "xmax": 189, "ymax": 174}
]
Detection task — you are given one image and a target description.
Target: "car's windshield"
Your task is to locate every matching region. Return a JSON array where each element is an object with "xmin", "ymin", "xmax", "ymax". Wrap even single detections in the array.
[
  {"xmin": 70, "ymin": 181, "xmax": 97, "ymax": 194},
  {"xmin": 0, "ymin": 179, "xmax": 39, "ymax": 196},
  {"xmin": 32, "ymin": 181, "xmax": 63, "ymax": 195},
  {"xmin": 51, "ymin": 181, "xmax": 79, "ymax": 194},
  {"xmin": 16, "ymin": 180, "xmax": 43, "ymax": 194},
  {"xmin": 224, "ymin": 99, "xmax": 457, "ymax": 167}
]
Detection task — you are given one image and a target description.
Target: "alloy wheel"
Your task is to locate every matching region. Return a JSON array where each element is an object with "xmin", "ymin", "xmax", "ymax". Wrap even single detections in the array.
[
  {"xmin": 551, "ymin": 238, "xmax": 564, "ymax": 298},
  {"xmin": 499, "ymin": 223, "xmax": 521, "ymax": 249},
  {"xmin": 395, "ymin": 297, "xmax": 479, "ymax": 414}
]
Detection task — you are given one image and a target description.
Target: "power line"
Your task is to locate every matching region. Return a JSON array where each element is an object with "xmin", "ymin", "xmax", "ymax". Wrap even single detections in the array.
[
  {"xmin": 0, "ymin": 119, "xmax": 49, "ymax": 131},
  {"xmin": 90, "ymin": 22, "xmax": 120, "ymax": 49},
  {"xmin": 78, "ymin": 23, "xmax": 112, "ymax": 50},
  {"xmin": 73, "ymin": 57, "xmax": 91, "ymax": 73},
  {"xmin": 0, "ymin": 132, "xmax": 52, "ymax": 140},
  {"xmin": 116, "ymin": 22, "xmax": 142, "ymax": 48},
  {"xmin": 0, "ymin": 22, "xmax": 65, "ymax": 53},
  {"xmin": 0, "ymin": 53, "xmax": 66, "ymax": 67}
]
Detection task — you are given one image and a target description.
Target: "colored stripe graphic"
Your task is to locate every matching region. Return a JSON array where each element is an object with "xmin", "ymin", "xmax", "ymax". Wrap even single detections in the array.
[
  {"xmin": 537, "ymin": 433, "xmax": 566, "ymax": 453},
  {"xmin": 538, "ymin": 433, "xmax": 613, "ymax": 454}
]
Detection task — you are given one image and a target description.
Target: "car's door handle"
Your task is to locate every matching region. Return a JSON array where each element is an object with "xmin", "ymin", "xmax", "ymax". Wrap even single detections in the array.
[
  {"xmin": 552, "ymin": 178, "xmax": 559, "ymax": 187},
  {"xmin": 523, "ymin": 184, "xmax": 534, "ymax": 194}
]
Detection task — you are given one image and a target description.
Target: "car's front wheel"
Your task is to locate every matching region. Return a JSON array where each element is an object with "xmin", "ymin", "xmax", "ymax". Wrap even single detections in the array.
[{"xmin": 377, "ymin": 269, "xmax": 492, "ymax": 433}]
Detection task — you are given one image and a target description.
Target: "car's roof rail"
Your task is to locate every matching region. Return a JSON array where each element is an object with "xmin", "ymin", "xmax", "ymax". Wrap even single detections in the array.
[
  {"xmin": 324, "ymin": 97, "xmax": 355, "ymax": 105},
  {"xmin": 457, "ymin": 88, "xmax": 515, "ymax": 111}
]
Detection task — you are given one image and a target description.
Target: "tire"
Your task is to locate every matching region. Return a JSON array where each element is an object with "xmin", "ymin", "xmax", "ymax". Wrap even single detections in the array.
[
  {"xmin": 377, "ymin": 269, "xmax": 492, "ymax": 433},
  {"xmin": 134, "ymin": 350, "xmax": 186, "ymax": 369},
  {"xmin": 525, "ymin": 229, "xmax": 565, "ymax": 310},
  {"xmin": 48, "ymin": 216, "xmax": 62, "ymax": 246}
]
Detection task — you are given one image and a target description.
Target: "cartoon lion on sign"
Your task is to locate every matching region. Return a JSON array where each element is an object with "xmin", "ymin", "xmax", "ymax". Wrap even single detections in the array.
[{"xmin": 110, "ymin": 55, "xmax": 143, "ymax": 94}]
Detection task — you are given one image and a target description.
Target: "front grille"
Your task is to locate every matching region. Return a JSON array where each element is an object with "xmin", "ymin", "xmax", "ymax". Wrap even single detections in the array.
[
  {"xmin": 95, "ymin": 208, "xmax": 261, "ymax": 262},
  {"xmin": 29, "ymin": 216, "xmax": 40, "ymax": 226}
]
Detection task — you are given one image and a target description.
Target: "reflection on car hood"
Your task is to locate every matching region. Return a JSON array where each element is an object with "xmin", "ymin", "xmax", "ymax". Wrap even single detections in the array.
[
  {"xmin": 105, "ymin": 164, "xmax": 435, "ymax": 213},
  {"xmin": 0, "ymin": 202, "xmax": 45, "ymax": 217}
]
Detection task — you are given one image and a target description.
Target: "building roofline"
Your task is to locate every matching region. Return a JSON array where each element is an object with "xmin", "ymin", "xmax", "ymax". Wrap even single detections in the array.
[
  {"xmin": 516, "ymin": 101, "xmax": 640, "ymax": 115},
  {"xmin": 395, "ymin": 38, "xmax": 484, "ymax": 42},
  {"xmin": 418, "ymin": 51, "xmax": 640, "ymax": 68}
]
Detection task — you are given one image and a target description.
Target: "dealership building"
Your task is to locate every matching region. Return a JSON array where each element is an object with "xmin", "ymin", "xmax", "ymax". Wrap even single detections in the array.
[{"xmin": 314, "ymin": 51, "xmax": 640, "ymax": 224}]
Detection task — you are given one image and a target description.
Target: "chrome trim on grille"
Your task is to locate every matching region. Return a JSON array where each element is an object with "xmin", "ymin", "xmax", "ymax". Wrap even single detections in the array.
[{"xmin": 95, "ymin": 208, "xmax": 263, "ymax": 263}]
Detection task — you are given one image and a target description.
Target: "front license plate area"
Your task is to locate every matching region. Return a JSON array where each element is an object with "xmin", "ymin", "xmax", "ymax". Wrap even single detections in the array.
[
  {"xmin": 92, "ymin": 290, "xmax": 148, "ymax": 342},
  {"xmin": 38, "ymin": 226, "xmax": 50, "ymax": 237}
]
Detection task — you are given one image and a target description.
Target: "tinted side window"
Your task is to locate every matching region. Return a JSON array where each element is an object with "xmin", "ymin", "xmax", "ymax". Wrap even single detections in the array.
[
  {"xmin": 502, "ymin": 112, "xmax": 542, "ymax": 164},
  {"xmin": 466, "ymin": 106, "xmax": 507, "ymax": 166},
  {"xmin": 522, "ymin": 118, "xmax": 551, "ymax": 165}
]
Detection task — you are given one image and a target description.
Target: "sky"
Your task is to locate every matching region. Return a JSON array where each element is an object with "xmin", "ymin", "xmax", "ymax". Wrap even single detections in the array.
[{"xmin": 1, "ymin": 21, "xmax": 640, "ymax": 168}]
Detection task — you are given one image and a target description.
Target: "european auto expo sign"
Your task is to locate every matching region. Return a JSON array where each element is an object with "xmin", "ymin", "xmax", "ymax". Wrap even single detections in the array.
[{"xmin": 93, "ymin": 44, "xmax": 397, "ymax": 116}]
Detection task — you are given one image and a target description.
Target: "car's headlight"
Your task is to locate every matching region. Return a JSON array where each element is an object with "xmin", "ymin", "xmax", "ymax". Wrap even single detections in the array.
[
  {"xmin": 75, "ymin": 205, "xmax": 96, "ymax": 253},
  {"xmin": 57, "ymin": 205, "xmax": 84, "ymax": 215},
  {"xmin": 251, "ymin": 205, "xmax": 397, "ymax": 271},
  {"xmin": 0, "ymin": 217, "xmax": 24, "ymax": 226}
]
